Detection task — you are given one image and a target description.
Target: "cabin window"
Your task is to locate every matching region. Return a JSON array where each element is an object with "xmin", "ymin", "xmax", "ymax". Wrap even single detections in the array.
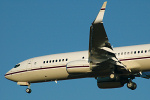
[
  {"xmin": 82, "ymin": 57, "xmax": 84, "ymax": 59},
  {"xmin": 131, "ymin": 51, "xmax": 133, "ymax": 54},
  {"xmin": 138, "ymin": 51, "xmax": 140, "ymax": 53},
  {"xmin": 59, "ymin": 59, "xmax": 61, "ymax": 62},
  {"xmin": 127, "ymin": 52, "xmax": 130, "ymax": 54},
  {"xmin": 145, "ymin": 50, "xmax": 147, "ymax": 53},
  {"xmin": 52, "ymin": 60, "xmax": 54, "ymax": 63},
  {"xmin": 149, "ymin": 50, "xmax": 150, "ymax": 52},
  {"xmin": 43, "ymin": 61, "xmax": 45, "ymax": 64},
  {"xmin": 46, "ymin": 61, "xmax": 48, "ymax": 63},
  {"xmin": 66, "ymin": 59, "xmax": 68, "ymax": 61},
  {"xmin": 124, "ymin": 52, "xmax": 126, "ymax": 55},
  {"xmin": 121, "ymin": 52, "xmax": 123, "ymax": 55},
  {"xmin": 141, "ymin": 50, "xmax": 143, "ymax": 53},
  {"xmin": 134, "ymin": 51, "xmax": 136, "ymax": 54},
  {"xmin": 49, "ymin": 60, "xmax": 51, "ymax": 63},
  {"xmin": 56, "ymin": 60, "xmax": 57, "ymax": 62},
  {"xmin": 62, "ymin": 59, "xmax": 64, "ymax": 61},
  {"xmin": 118, "ymin": 53, "xmax": 120, "ymax": 56}
]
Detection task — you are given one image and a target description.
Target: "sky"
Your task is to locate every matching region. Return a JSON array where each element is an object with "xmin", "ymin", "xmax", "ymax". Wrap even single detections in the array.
[{"xmin": 1, "ymin": 0, "xmax": 150, "ymax": 100}]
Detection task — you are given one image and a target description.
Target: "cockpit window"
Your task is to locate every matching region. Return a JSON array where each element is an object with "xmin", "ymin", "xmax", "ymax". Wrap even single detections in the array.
[{"xmin": 14, "ymin": 64, "xmax": 20, "ymax": 68}]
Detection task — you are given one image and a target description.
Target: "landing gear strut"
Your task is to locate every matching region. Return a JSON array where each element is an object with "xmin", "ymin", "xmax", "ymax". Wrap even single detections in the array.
[
  {"xmin": 26, "ymin": 85, "xmax": 32, "ymax": 93},
  {"xmin": 127, "ymin": 80, "xmax": 137, "ymax": 90}
]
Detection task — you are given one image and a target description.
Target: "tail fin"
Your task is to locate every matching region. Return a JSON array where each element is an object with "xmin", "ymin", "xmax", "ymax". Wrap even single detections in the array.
[{"xmin": 93, "ymin": 1, "xmax": 107, "ymax": 24}]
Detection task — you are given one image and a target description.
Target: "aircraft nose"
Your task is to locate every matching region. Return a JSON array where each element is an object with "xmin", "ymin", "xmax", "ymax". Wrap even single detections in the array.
[
  {"xmin": 4, "ymin": 70, "xmax": 14, "ymax": 81},
  {"xmin": 5, "ymin": 72, "xmax": 11, "ymax": 80}
]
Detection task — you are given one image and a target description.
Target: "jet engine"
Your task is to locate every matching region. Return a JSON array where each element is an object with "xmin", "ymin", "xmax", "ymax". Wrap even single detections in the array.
[{"xmin": 97, "ymin": 76, "xmax": 124, "ymax": 89}]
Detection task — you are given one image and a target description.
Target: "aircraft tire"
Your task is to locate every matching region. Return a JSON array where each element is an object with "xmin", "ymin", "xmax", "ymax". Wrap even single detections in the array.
[
  {"xmin": 127, "ymin": 82, "xmax": 137, "ymax": 90},
  {"xmin": 26, "ymin": 88, "xmax": 32, "ymax": 93}
]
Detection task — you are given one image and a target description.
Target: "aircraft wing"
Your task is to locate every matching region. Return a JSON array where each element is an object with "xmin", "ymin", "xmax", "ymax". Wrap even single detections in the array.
[{"xmin": 89, "ymin": 2, "xmax": 128, "ymax": 74}]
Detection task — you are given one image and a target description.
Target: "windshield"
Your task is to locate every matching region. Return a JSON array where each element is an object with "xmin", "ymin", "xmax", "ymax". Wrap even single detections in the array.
[{"xmin": 14, "ymin": 64, "xmax": 20, "ymax": 68}]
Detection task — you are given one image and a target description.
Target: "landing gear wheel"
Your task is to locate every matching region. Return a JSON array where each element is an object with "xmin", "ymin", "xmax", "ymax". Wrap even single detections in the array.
[
  {"xmin": 127, "ymin": 82, "xmax": 137, "ymax": 90},
  {"xmin": 26, "ymin": 88, "xmax": 32, "ymax": 93}
]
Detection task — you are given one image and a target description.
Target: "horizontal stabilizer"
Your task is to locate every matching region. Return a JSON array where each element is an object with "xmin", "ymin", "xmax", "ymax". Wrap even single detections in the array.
[{"xmin": 93, "ymin": 1, "xmax": 107, "ymax": 24}]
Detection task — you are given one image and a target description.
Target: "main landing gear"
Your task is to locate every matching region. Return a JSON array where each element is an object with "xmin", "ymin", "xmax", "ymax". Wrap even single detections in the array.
[
  {"xmin": 126, "ymin": 76, "xmax": 137, "ymax": 90},
  {"xmin": 109, "ymin": 73, "xmax": 137, "ymax": 90},
  {"xmin": 26, "ymin": 85, "xmax": 32, "ymax": 94},
  {"xmin": 127, "ymin": 81, "xmax": 137, "ymax": 90}
]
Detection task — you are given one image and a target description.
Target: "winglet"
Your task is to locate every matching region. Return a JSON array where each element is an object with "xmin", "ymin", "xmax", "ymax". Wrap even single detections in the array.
[{"xmin": 93, "ymin": 1, "xmax": 107, "ymax": 24}]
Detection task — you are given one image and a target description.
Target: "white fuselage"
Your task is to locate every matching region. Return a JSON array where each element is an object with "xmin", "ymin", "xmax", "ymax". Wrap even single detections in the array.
[{"xmin": 5, "ymin": 44, "xmax": 150, "ymax": 83}]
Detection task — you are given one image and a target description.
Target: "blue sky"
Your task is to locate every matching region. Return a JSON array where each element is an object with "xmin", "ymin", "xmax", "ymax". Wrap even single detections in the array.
[{"xmin": 1, "ymin": 0, "xmax": 150, "ymax": 100}]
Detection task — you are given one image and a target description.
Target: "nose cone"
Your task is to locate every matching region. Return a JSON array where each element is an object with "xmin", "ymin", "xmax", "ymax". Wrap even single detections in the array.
[
  {"xmin": 5, "ymin": 71, "xmax": 11, "ymax": 80},
  {"xmin": 5, "ymin": 70, "xmax": 15, "ymax": 81}
]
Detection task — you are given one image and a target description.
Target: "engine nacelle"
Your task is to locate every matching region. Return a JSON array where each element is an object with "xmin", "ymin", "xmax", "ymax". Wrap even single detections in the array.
[
  {"xmin": 97, "ymin": 77, "xmax": 124, "ymax": 89},
  {"xmin": 66, "ymin": 60, "xmax": 91, "ymax": 74}
]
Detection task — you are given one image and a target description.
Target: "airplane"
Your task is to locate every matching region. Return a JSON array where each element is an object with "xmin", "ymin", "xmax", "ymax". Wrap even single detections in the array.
[{"xmin": 5, "ymin": 1, "xmax": 150, "ymax": 94}]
